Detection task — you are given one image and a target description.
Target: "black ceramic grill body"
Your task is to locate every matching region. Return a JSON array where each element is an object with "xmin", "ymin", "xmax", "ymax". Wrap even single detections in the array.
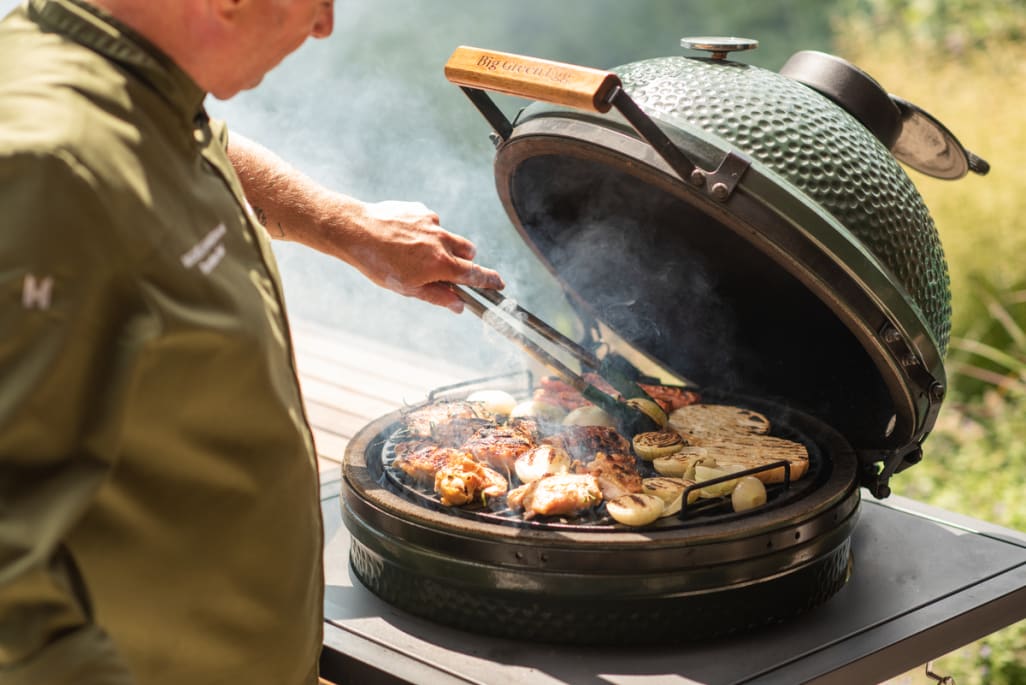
[
  {"xmin": 492, "ymin": 52, "xmax": 951, "ymax": 478},
  {"xmin": 342, "ymin": 391, "xmax": 860, "ymax": 645}
]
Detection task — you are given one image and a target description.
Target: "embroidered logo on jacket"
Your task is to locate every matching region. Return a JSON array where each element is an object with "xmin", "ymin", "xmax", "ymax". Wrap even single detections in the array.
[
  {"xmin": 22, "ymin": 273, "xmax": 54, "ymax": 310},
  {"xmin": 181, "ymin": 223, "xmax": 228, "ymax": 274}
]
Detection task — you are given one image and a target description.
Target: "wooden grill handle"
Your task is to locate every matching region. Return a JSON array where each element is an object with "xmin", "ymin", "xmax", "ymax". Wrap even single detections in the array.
[{"xmin": 444, "ymin": 46, "xmax": 622, "ymax": 113}]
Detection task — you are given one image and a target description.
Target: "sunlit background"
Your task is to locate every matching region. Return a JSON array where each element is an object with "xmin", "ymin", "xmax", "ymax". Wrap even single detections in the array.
[{"xmin": 4, "ymin": 1, "xmax": 1025, "ymax": 682}]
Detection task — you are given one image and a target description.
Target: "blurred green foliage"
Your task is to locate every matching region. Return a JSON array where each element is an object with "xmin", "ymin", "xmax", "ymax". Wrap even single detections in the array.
[
  {"xmin": 836, "ymin": 1, "xmax": 1026, "ymax": 683},
  {"xmin": 832, "ymin": 0, "xmax": 1026, "ymax": 400},
  {"xmin": 893, "ymin": 387, "xmax": 1026, "ymax": 685},
  {"xmin": 947, "ymin": 279, "xmax": 1026, "ymax": 399},
  {"xmin": 839, "ymin": 0, "xmax": 1026, "ymax": 55}
]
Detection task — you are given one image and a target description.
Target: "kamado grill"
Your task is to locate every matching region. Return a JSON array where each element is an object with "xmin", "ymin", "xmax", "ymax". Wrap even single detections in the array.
[{"xmin": 340, "ymin": 38, "xmax": 989, "ymax": 645}]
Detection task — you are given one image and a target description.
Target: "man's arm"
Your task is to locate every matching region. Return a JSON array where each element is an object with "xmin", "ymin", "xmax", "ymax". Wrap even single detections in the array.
[
  {"xmin": 226, "ymin": 134, "xmax": 504, "ymax": 313},
  {"xmin": 0, "ymin": 153, "xmax": 135, "ymax": 684}
]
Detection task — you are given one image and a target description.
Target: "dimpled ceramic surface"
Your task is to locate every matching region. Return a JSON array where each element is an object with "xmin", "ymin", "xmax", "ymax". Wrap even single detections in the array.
[{"xmin": 616, "ymin": 56, "xmax": 952, "ymax": 353}]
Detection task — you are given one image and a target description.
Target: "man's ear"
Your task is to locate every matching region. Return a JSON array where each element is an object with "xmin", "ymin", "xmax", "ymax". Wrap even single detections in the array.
[{"xmin": 209, "ymin": 0, "xmax": 250, "ymax": 22}]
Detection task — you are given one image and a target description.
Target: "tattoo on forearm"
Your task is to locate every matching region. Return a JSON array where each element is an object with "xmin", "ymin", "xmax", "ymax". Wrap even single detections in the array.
[{"xmin": 251, "ymin": 205, "xmax": 286, "ymax": 238}]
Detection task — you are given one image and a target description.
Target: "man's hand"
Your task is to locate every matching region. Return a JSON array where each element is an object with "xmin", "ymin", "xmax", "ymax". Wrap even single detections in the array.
[
  {"xmin": 315, "ymin": 196, "xmax": 504, "ymax": 313},
  {"xmin": 227, "ymin": 134, "xmax": 504, "ymax": 313}
]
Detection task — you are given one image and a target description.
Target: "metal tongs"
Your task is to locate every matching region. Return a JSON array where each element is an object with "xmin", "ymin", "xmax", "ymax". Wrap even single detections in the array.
[{"xmin": 453, "ymin": 285, "xmax": 661, "ymax": 436}]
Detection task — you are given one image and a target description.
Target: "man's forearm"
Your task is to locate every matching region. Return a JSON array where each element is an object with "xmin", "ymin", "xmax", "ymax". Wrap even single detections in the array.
[
  {"xmin": 225, "ymin": 132, "xmax": 504, "ymax": 311},
  {"xmin": 226, "ymin": 133, "xmax": 363, "ymax": 258}
]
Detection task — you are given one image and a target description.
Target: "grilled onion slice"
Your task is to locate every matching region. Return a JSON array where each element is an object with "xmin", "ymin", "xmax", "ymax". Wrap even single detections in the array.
[
  {"xmin": 466, "ymin": 389, "xmax": 517, "ymax": 417},
  {"xmin": 606, "ymin": 493, "xmax": 665, "ymax": 527},
  {"xmin": 652, "ymin": 451, "xmax": 716, "ymax": 478},
  {"xmin": 625, "ymin": 397, "xmax": 668, "ymax": 428},
  {"xmin": 731, "ymin": 476, "xmax": 768, "ymax": 512},
  {"xmin": 632, "ymin": 431, "xmax": 685, "ymax": 460},
  {"xmin": 563, "ymin": 405, "xmax": 617, "ymax": 428},
  {"xmin": 642, "ymin": 476, "xmax": 696, "ymax": 517},
  {"xmin": 509, "ymin": 399, "xmax": 567, "ymax": 423},
  {"xmin": 695, "ymin": 464, "xmax": 745, "ymax": 498},
  {"xmin": 641, "ymin": 477, "xmax": 685, "ymax": 504}
]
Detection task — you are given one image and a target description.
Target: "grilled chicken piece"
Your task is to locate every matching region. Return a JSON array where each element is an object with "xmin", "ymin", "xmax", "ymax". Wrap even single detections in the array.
[
  {"xmin": 514, "ymin": 443, "xmax": 572, "ymax": 483},
  {"xmin": 532, "ymin": 374, "xmax": 621, "ymax": 412},
  {"xmin": 401, "ymin": 401, "xmax": 492, "ymax": 439},
  {"xmin": 559, "ymin": 425, "xmax": 631, "ymax": 462},
  {"xmin": 581, "ymin": 451, "xmax": 643, "ymax": 500},
  {"xmin": 508, "ymin": 416, "xmax": 540, "ymax": 441},
  {"xmin": 506, "ymin": 484, "xmax": 530, "ymax": 511},
  {"xmin": 533, "ymin": 376, "xmax": 591, "ymax": 411},
  {"xmin": 462, "ymin": 424, "xmax": 536, "ymax": 471},
  {"xmin": 430, "ymin": 417, "xmax": 494, "ymax": 447},
  {"xmin": 535, "ymin": 375, "xmax": 701, "ymax": 414},
  {"xmin": 637, "ymin": 383, "xmax": 702, "ymax": 412},
  {"xmin": 507, "ymin": 474, "xmax": 603, "ymax": 519},
  {"xmin": 434, "ymin": 454, "xmax": 508, "ymax": 507},
  {"xmin": 392, "ymin": 442, "xmax": 474, "ymax": 485}
]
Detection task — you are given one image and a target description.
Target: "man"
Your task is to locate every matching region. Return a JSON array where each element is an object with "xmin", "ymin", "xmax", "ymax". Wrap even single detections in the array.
[{"xmin": 0, "ymin": 0, "xmax": 504, "ymax": 683}]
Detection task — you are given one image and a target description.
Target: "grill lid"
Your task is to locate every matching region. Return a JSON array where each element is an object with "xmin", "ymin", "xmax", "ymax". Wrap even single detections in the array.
[{"xmin": 445, "ymin": 41, "xmax": 983, "ymax": 495}]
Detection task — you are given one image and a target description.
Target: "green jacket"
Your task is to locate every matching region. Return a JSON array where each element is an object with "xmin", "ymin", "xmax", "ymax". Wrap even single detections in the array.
[{"xmin": 0, "ymin": 1, "xmax": 323, "ymax": 683}]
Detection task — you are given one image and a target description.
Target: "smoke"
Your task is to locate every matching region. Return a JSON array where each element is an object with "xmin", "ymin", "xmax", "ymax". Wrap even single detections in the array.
[
  {"xmin": 205, "ymin": 0, "xmax": 688, "ymax": 375},
  {"xmin": 506, "ymin": 149, "xmax": 742, "ymax": 388},
  {"xmin": 0, "ymin": 0, "xmax": 777, "ymax": 382}
]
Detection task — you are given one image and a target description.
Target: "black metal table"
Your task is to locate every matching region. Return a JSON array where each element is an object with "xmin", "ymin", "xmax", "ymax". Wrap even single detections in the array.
[{"xmin": 318, "ymin": 470, "xmax": 1026, "ymax": 685}]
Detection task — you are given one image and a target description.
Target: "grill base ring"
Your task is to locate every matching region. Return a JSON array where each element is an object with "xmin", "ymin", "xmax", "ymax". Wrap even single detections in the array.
[{"xmin": 348, "ymin": 536, "xmax": 853, "ymax": 645}]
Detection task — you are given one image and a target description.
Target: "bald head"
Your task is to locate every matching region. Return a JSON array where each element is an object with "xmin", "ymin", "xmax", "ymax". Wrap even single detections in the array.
[{"xmin": 84, "ymin": 0, "xmax": 335, "ymax": 99}]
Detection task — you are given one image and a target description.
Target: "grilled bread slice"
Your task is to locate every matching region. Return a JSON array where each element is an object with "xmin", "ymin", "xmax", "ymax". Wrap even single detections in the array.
[
  {"xmin": 683, "ymin": 434, "xmax": 809, "ymax": 484},
  {"xmin": 668, "ymin": 403, "xmax": 771, "ymax": 439}
]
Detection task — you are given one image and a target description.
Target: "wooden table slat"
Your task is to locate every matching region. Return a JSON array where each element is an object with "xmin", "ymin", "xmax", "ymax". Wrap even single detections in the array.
[
  {"xmin": 294, "ymin": 323, "xmax": 481, "ymax": 468},
  {"xmin": 313, "ymin": 430, "xmax": 351, "ymax": 465},
  {"xmin": 300, "ymin": 376, "xmax": 402, "ymax": 422},
  {"xmin": 291, "ymin": 322, "xmax": 479, "ymax": 392},
  {"xmin": 296, "ymin": 355, "xmax": 433, "ymax": 407}
]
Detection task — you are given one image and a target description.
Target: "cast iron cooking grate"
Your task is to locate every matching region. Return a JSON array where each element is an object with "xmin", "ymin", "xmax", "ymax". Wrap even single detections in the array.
[{"xmin": 375, "ymin": 403, "xmax": 827, "ymax": 532}]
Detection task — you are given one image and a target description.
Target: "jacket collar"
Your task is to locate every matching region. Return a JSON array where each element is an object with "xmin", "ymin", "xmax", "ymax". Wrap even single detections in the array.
[{"xmin": 28, "ymin": 0, "xmax": 207, "ymax": 126}]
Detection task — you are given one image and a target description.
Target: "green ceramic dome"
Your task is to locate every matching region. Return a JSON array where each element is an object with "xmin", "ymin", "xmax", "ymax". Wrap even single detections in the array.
[{"xmin": 613, "ymin": 56, "xmax": 952, "ymax": 354}]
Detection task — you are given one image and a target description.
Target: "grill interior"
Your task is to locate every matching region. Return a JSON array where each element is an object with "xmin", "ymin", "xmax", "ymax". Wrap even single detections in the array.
[{"xmin": 505, "ymin": 148, "xmax": 905, "ymax": 450}]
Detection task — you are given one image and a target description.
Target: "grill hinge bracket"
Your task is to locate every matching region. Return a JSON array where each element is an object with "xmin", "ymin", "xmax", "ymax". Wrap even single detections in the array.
[
  {"xmin": 460, "ymin": 86, "xmax": 513, "ymax": 143},
  {"xmin": 687, "ymin": 151, "xmax": 752, "ymax": 202},
  {"xmin": 459, "ymin": 84, "xmax": 752, "ymax": 201},
  {"xmin": 607, "ymin": 86, "xmax": 750, "ymax": 201},
  {"xmin": 858, "ymin": 442, "xmax": 924, "ymax": 499}
]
